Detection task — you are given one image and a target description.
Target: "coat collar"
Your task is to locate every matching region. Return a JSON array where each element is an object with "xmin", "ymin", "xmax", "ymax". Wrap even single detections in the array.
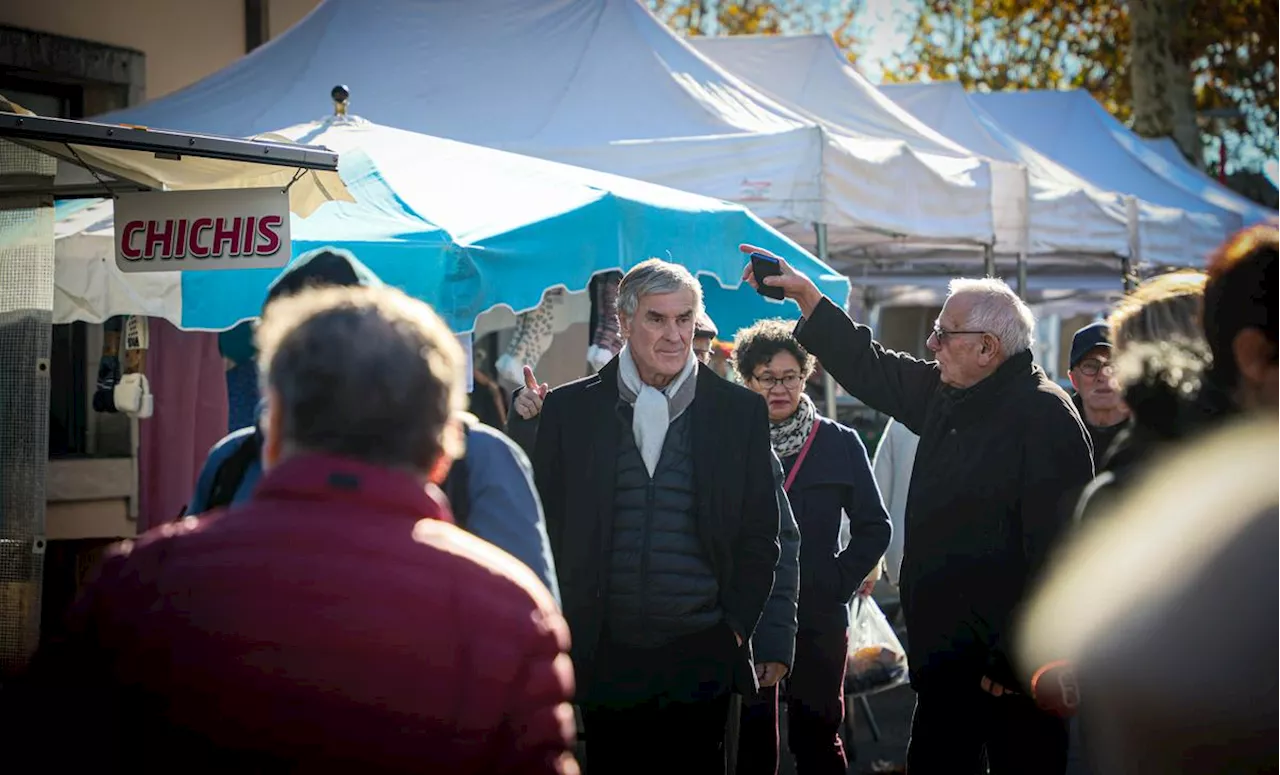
[
  {"xmin": 941, "ymin": 348, "xmax": 1035, "ymax": 412},
  {"xmin": 253, "ymin": 453, "xmax": 453, "ymax": 524}
]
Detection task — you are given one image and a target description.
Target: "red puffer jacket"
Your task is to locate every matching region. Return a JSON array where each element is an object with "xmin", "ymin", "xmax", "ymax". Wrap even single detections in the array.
[{"xmin": 13, "ymin": 454, "xmax": 578, "ymax": 775}]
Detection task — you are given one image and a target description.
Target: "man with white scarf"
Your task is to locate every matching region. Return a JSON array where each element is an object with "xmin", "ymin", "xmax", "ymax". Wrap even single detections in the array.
[{"xmin": 515, "ymin": 259, "xmax": 781, "ymax": 774}]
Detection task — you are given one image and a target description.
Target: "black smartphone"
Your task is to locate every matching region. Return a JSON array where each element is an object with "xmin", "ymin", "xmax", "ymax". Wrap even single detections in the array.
[{"xmin": 750, "ymin": 252, "xmax": 785, "ymax": 300}]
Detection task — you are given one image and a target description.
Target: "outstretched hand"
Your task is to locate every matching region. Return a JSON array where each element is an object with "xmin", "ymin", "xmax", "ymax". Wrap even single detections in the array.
[
  {"xmin": 513, "ymin": 365, "xmax": 549, "ymax": 420},
  {"xmin": 739, "ymin": 244, "xmax": 824, "ymax": 318}
]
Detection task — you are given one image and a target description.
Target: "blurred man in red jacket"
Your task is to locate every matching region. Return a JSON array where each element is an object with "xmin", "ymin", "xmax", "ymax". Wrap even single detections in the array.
[{"xmin": 10, "ymin": 285, "xmax": 577, "ymax": 774}]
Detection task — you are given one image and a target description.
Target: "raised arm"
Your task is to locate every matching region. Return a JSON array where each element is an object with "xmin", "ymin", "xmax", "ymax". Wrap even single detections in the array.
[
  {"xmin": 794, "ymin": 299, "xmax": 939, "ymax": 434},
  {"xmin": 740, "ymin": 245, "xmax": 938, "ymax": 433}
]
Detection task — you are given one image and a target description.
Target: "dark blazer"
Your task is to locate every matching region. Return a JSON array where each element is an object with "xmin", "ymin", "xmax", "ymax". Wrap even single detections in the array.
[
  {"xmin": 785, "ymin": 416, "xmax": 891, "ymax": 633},
  {"xmin": 511, "ymin": 358, "xmax": 781, "ymax": 695},
  {"xmin": 796, "ymin": 297, "xmax": 1093, "ymax": 692}
]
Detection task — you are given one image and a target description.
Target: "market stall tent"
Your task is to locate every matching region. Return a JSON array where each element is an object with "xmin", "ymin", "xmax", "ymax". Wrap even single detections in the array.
[
  {"xmin": 691, "ymin": 35, "xmax": 1033, "ymax": 261},
  {"xmin": 94, "ymin": 0, "xmax": 999, "ymax": 255},
  {"xmin": 53, "ymin": 115, "xmax": 849, "ymax": 336},
  {"xmin": 1141, "ymin": 135, "xmax": 1276, "ymax": 223},
  {"xmin": 970, "ymin": 89, "xmax": 1249, "ymax": 264}
]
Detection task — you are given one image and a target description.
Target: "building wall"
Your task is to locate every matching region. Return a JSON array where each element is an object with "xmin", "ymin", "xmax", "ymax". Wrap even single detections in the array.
[{"xmin": 0, "ymin": 0, "xmax": 321, "ymax": 104}]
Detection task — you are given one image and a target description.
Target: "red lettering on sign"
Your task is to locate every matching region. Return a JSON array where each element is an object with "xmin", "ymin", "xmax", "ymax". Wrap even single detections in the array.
[
  {"xmin": 257, "ymin": 215, "xmax": 283, "ymax": 256},
  {"xmin": 188, "ymin": 218, "xmax": 214, "ymax": 258},
  {"xmin": 144, "ymin": 219, "xmax": 174, "ymax": 260},
  {"xmin": 172, "ymin": 219, "xmax": 189, "ymax": 259},
  {"xmin": 120, "ymin": 221, "xmax": 144, "ymax": 260},
  {"xmin": 121, "ymin": 213, "xmax": 284, "ymax": 264},
  {"xmin": 212, "ymin": 217, "xmax": 242, "ymax": 257},
  {"xmin": 241, "ymin": 215, "xmax": 257, "ymax": 256}
]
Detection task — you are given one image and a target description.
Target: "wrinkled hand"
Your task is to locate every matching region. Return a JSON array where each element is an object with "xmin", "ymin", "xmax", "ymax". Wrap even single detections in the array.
[
  {"xmin": 755, "ymin": 662, "xmax": 788, "ymax": 688},
  {"xmin": 513, "ymin": 365, "xmax": 549, "ymax": 420},
  {"xmin": 738, "ymin": 244, "xmax": 824, "ymax": 317},
  {"xmin": 857, "ymin": 577, "xmax": 877, "ymax": 597}
]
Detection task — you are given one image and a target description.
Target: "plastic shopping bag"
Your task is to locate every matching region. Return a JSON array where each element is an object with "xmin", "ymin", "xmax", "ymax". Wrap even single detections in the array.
[{"xmin": 845, "ymin": 596, "xmax": 909, "ymax": 696}]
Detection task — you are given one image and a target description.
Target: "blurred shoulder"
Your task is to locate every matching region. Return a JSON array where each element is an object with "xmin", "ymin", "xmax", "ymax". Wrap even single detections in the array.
[{"xmin": 412, "ymin": 519, "xmax": 560, "ymax": 616}]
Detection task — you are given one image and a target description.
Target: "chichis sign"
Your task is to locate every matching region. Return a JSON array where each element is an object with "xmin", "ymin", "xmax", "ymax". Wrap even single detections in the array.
[{"xmin": 114, "ymin": 187, "xmax": 291, "ymax": 273}]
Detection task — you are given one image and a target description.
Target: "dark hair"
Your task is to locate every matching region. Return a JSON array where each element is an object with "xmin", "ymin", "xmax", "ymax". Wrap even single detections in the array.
[
  {"xmin": 1203, "ymin": 223, "xmax": 1278, "ymax": 388},
  {"xmin": 731, "ymin": 318, "xmax": 815, "ymax": 383},
  {"xmin": 263, "ymin": 247, "xmax": 379, "ymax": 311}
]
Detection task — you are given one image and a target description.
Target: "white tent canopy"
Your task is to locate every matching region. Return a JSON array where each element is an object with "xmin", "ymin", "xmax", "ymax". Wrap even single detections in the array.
[
  {"xmin": 96, "ymin": 0, "xmax": 997, "ymax": 254},
  {"xmin": 880, "ymin": 82, "xmax": 1131, "ymax": 259},
  {"xmin": 692, "ymin": 34, "xmax": 1036, "ymax": 259},
  {"xmin": 1142, "ymin": 136, "xmax": 1276, "ymax": 225},
  {"xmin": 971, "ymin": 90, "xmax": 1250, "ymax": 264}
]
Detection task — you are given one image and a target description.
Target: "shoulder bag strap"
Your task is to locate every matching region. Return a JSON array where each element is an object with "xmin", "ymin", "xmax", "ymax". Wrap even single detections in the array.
[{"xmin": 783, "ymin": 419, "xmax": 821, "ymax": 493}]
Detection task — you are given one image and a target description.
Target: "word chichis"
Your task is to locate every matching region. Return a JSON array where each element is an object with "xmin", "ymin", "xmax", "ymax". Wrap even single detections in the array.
[{"xmin": 118, "ymin": 215, "xmax": 285, "ymax": 263}]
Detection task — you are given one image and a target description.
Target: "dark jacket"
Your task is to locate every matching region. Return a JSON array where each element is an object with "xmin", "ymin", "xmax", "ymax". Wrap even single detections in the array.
[
  {"xmin": 796, "ymin": 298, "xmax": 1093, "ymax": 691},
  {"xmin": 754, "ymin": 452, "xmax": 802, "ymax": 669},
  {"xmin": 12, "ymin": 454, "xmax": 576, "ymax": 774},
  {"xmin": 514, "ymin": 358, "xmax": 780, "ymax": 696},
  {"xmin": 1070, "ymin": 393, "xmax": 1128, "ymax": 470},
  {"xmin": 786, "ymin": 416, "xmax": 892, "ymax": 633},
  {"xmin": 605, "ymin": 408, "xmax": 721, "ymax": 646},
  {"xmin": 1075, "ymin": 340, "xmax": 1223, "ymax": 524}
]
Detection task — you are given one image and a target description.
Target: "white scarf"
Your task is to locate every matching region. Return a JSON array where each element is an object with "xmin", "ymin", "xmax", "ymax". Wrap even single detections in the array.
[{"xmin": 617, "ymin": 345, "xmax": 698, "ymax": 476}]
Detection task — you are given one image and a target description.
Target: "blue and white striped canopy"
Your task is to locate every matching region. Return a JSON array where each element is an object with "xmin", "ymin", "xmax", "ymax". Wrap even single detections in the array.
[{"xmin": 53, "ymin": 115, "xmax": 847, "ymax": 336}]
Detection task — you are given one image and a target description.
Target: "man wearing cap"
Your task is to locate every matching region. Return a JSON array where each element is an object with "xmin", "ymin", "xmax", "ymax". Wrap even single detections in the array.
[{"xmin": 1066, "ymin": 322, "xmax": 1130, "ymax": 469}]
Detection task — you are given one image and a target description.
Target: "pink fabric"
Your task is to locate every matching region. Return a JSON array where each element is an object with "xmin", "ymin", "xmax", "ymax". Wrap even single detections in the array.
[{"xmin": 138, "ymin": 320, "xmax": 228, "ymax": 532}]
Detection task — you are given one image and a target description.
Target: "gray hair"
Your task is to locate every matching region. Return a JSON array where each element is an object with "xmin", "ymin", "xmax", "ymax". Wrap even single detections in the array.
[
  {"xmin": 947, "ymin": 277, "xmax": 1036, "ymax": 355},
  {"xmin": 255, "ymin": 285, "xmax": 466, "ymax": 471},
  {"xmin": 616, "ymin": 259, "xmax": 704, "ymax": 322}
]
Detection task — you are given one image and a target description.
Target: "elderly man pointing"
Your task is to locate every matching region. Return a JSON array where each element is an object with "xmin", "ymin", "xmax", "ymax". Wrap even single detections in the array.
[{"xmin": 743, "ymin": 246, "xmax": 1092, "ymax": 774}]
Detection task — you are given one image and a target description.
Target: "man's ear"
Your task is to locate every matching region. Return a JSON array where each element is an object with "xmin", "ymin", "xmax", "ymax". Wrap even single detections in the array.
[
  {"xmin": 1233, "ymin": 328, "xmax": 1276, "ymax": 385},
  {"xmin": 1067, "ymin": 370, "xmax": 1081, "ymax": 392}
]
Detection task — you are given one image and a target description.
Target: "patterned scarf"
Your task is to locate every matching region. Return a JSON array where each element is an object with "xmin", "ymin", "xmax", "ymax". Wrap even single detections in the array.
[{"xmin": 770, "ymin": 392, "xmax": 818, "ymax": 459}]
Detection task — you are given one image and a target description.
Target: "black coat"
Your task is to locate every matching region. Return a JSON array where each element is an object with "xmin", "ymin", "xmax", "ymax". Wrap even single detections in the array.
[
  {"xmin": 514, "ymin": 358, "xmax": 781, "ymax": 696},
  {"xmin": 785, "ymin": 416, "xmax": 891, "ymax": 633},
  {"xmin": 796, "ymin": 298, "xmax": 1093, "ymax": 691}
]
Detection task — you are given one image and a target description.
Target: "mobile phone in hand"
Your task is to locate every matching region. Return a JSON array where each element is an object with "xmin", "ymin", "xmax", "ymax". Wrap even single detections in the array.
[{"xmin": 750, "ymin": 252, "xmax": 785, "ymax": 300}]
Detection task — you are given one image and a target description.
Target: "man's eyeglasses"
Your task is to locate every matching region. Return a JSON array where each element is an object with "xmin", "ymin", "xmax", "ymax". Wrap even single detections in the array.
[
  {"xmin": 931, "ymin": 324, "xmax": 987, "ymax": 344},
  {"xmin": 1075, "ymin": 359, "xmax": 1115, "ymax": 378},
  {"xmin": 752, "ymin": 373, "xmax": 803, "ymax": 390}
]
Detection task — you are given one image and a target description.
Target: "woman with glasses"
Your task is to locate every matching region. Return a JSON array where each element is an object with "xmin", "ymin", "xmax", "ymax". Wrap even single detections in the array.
[{"xmin": 731, "ymin": 319, "xmax": 891, "ymax": 775}]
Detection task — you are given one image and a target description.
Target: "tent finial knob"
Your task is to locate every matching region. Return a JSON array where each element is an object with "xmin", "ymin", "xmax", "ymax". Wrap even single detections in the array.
[{"xmin": 331, "ymin": 85, "xmax": 350, "ymax": 117}]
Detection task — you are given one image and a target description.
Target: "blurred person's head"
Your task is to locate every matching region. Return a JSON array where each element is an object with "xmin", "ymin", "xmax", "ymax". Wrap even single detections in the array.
[
  {"xmin": 1019, "ymin": 415, "xmax": 1278, "ymax": 774},
  {"xmin": 255, "ymin": 285, "xmax": 467, "ymax": 480},
  {"xmin": 1068, "ymin": 323, "xmax": 1128, "ymax": 425},
  {"xmin": 927, "ymin": 277, "xmax": 1035, "ymax": 389},
  {"xmin": 693, "ymin": 312, "xmax": 718, "ymax": 365},
  {"xmin": 263, "ymin": 247, "xmax": 381, "ymax": 311},
  {"xmin": 732, "ymin": 318, "xmax": 816, "ymax": 423},
  {"xmin": 1203, "ymin": 223, "xmax": 1278, "ymax": 412},
  {"xmin": 616, "ymin": 259, "xmax": 703, "ymax": 388},
  {"xmin": 1107, "ymin": 271, "xmax": 1206, "ymax": 352}
]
